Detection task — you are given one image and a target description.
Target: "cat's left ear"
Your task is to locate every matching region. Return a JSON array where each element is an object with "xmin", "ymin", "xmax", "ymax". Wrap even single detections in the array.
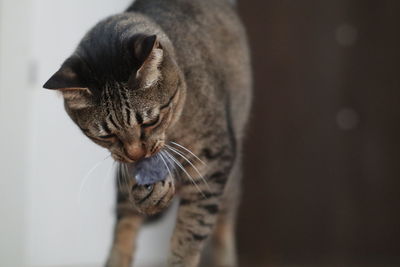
[
  {"xmin": 43, "ymin": 57, "xmax": 92, "ymax": 109},
  {"xmin": 128, "ymin": 34, "xmax": 164, "ymax": 89}
]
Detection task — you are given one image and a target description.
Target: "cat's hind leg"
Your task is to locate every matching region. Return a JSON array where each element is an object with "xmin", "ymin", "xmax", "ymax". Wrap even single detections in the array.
[
  {"xmin": 210, "ymin": 156, "xmax": 242, "ymax": 267},
  {"xmin": 196, "ymin": 149, "xmax": 242, "ymax": 267}
]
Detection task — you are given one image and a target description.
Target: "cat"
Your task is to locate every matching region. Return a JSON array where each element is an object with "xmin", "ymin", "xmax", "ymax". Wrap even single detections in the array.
[{"xmin": 43, "ymin": 0, "xmax": 252, "ymax": 266}]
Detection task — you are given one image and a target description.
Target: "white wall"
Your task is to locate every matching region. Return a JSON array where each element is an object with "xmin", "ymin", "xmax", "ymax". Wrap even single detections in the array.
[
  {"xmin": 0, "ymin": 0, "xmax": 176, "ymax": 266},
  {"xmin": 0, "ymin": 0, "xmax": 32, "ymax": 266}
]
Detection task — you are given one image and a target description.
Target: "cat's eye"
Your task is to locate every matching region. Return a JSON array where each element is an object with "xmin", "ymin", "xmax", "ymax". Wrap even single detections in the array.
[
  {"xmin": 142, "ymin": 115, "xmax": 160, "ymax": 128},
  {"xmin": 86, "ymin": 133, "xmax": 116, "ymax": 147}
]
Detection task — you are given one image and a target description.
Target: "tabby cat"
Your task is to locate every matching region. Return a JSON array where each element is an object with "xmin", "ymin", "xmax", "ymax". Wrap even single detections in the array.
[{"xmin": 43, "ymin": 0, "xmax": 252, "ymax": 266}]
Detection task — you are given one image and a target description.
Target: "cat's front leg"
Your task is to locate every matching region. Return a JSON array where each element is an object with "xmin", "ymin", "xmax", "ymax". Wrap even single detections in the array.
[
  {"xmin": 106, "ymin": 214, "xmax": 143, "ymax": 267},
  {"xmin": 106, "ymin": 165, "xmax": 144, "ymax": 267},
  {"xmin": 168, "ymin": 170, "xmax": 230, "ymax": 267}
]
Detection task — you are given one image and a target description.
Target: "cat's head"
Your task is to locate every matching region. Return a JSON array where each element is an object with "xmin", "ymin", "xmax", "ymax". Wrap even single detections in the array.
[{"xmin": 43, "ymin": 34, "xmax": 185, "ymax": 163}]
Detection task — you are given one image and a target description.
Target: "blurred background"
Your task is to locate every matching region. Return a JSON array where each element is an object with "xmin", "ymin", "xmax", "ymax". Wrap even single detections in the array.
[
  {"xmin": 238, "ymin": 0, "xmax": 400, "ymax": 266},
  {"xmin": 0, "ymin": 0, "xmax": 399, "ymax": 266}
]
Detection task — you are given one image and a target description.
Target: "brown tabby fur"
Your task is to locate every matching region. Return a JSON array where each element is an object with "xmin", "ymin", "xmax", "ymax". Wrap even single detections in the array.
[{"xmin": 43, "ymin": 0, "xmax": 252, "ymax": 266}]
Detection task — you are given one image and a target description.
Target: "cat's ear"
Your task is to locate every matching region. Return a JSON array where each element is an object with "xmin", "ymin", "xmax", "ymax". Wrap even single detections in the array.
[
  {"xmin": 128, "ymin": 34, "xmax": 163, "ymax": 89},
  {"xmin": 43, "ymin": 57, "xmax": 92, "ymax": 109}
]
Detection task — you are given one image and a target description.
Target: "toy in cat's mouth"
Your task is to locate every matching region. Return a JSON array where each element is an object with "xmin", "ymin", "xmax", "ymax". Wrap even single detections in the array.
[
  {"xmin": 130, "ymin": 151, "xmax": 176, "ymax": 214},
  {"xmin": 133, "ymin": 151, "xmax": 175, "ymax": 185}
]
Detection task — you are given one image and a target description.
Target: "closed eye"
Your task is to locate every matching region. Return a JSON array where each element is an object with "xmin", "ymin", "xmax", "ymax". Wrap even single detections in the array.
[
  {"xmin": 86, "ymin": 134, "xmax": 114, "ymax": 146},
  {"xmin": 142, "ymin": 115, "xmax": 160, "ymax": 128},
  {"xmin": 98, "ymin": 134, "xmax": 116, "ymax": 139}
]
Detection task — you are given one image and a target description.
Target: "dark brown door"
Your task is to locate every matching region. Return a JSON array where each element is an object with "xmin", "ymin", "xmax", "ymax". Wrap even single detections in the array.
[{"xmin": 237, "ymin": 1, "xmax": 400, "ymax": 266}]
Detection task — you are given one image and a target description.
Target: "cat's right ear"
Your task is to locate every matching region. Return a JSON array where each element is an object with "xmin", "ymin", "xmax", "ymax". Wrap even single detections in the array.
[
  {"xmin": 43, "ymin": 57, "xmax": 92, "ymax": 109},
  {"xmin": 127, "ymin": 34, "xmax": 163, "ymax": 89}
]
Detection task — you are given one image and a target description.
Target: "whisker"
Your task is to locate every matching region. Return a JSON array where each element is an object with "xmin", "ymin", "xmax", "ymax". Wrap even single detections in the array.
[
  {"xmin": 78, "ymin": 155, "xmax": 110, "ymax": 205},
  {"xmin": 166, "ymin": 145, "xmax": 210, "ymax": 190},
  {"xmin": 116, "ymin": 165, "xmax": 122, "ymax": 191},
  {"xmin": 163, "ymin": 150, "xmax": 205, "ymax": 197},
  {"xmin": 161, "ymin": 151, "xmax": 180, "ymax": 179},
  {"xmin": 159, "ymin": 152, "xmax": 174, "ymax": 180},
  {"xmin": 122, "ymin": 163, "xmax": 130, "ymax": 193},
  {"xmin": 169, "ymin": 141, "xmax": 206, "ymax": 166},
  {"xmin": 102, "ymin": 158, "xmax": 115, "ymax": 191}
]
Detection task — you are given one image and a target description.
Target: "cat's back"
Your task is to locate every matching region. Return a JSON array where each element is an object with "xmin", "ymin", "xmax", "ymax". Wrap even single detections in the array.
[
  {"xmin": 128, "ymin": 0, "xmax": 241, "ymax": 36},
  {"xmin": 129, "ymin": 0, "xmax": 252, "ymax": 137},
  {"xmin": 129, "ymin": 0, "xmax": 249, "ymax": 76}
]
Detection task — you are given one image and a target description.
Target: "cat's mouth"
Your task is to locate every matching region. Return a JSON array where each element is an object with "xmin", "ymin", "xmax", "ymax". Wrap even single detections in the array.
[{"xmin": 112, "ymin": 140, "xmax": 165, "ymax": 163}]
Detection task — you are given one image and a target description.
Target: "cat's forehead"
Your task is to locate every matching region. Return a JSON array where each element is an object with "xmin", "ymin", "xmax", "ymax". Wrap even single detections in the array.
[
  {"xmin": 101, "ymin": 82, "xmax": 156, "ymax": 99},
  {"xmin": 129, "ymin": 92, "xmax": 164, "ymax": 113},
  {"xmin": 131, "ymin": 99, "xmax": 160, "ymax": 114}
]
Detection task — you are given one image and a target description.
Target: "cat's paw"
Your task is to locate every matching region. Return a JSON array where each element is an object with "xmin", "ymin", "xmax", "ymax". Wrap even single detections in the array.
[
  {"xmin": 130, "ymin": 175, "xmax": 175, "ymax": 215},
  {"xmin": 105, "ymin": 247, "xmax": 132, "ymax": 267}
]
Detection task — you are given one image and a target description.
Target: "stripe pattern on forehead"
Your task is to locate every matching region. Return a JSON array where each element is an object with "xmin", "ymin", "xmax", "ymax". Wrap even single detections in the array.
[
  {"xmin": 102, "ymin": 82, "xmax": 135, "ymax": 132},
  {"xmin": 117, "ymin": 83, "xmax": 134, "ymax": 127}
]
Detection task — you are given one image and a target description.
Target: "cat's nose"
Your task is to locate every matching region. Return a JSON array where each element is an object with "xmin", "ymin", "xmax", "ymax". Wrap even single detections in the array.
[{"xmin": 124, "ymin": 142, "xmax": 146, "ymax": 161}]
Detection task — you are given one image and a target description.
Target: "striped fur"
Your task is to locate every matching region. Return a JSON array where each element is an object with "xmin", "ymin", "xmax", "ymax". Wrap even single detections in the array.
[{"xmin": 44, "ymin": 0, "xmax": 251, "ymax": 266}]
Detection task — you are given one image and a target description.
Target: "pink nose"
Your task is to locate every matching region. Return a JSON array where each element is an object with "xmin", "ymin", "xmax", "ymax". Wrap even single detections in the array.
[{"xmin": 124, "ymin": 143, "xmax": 146, "ymax": 161}]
